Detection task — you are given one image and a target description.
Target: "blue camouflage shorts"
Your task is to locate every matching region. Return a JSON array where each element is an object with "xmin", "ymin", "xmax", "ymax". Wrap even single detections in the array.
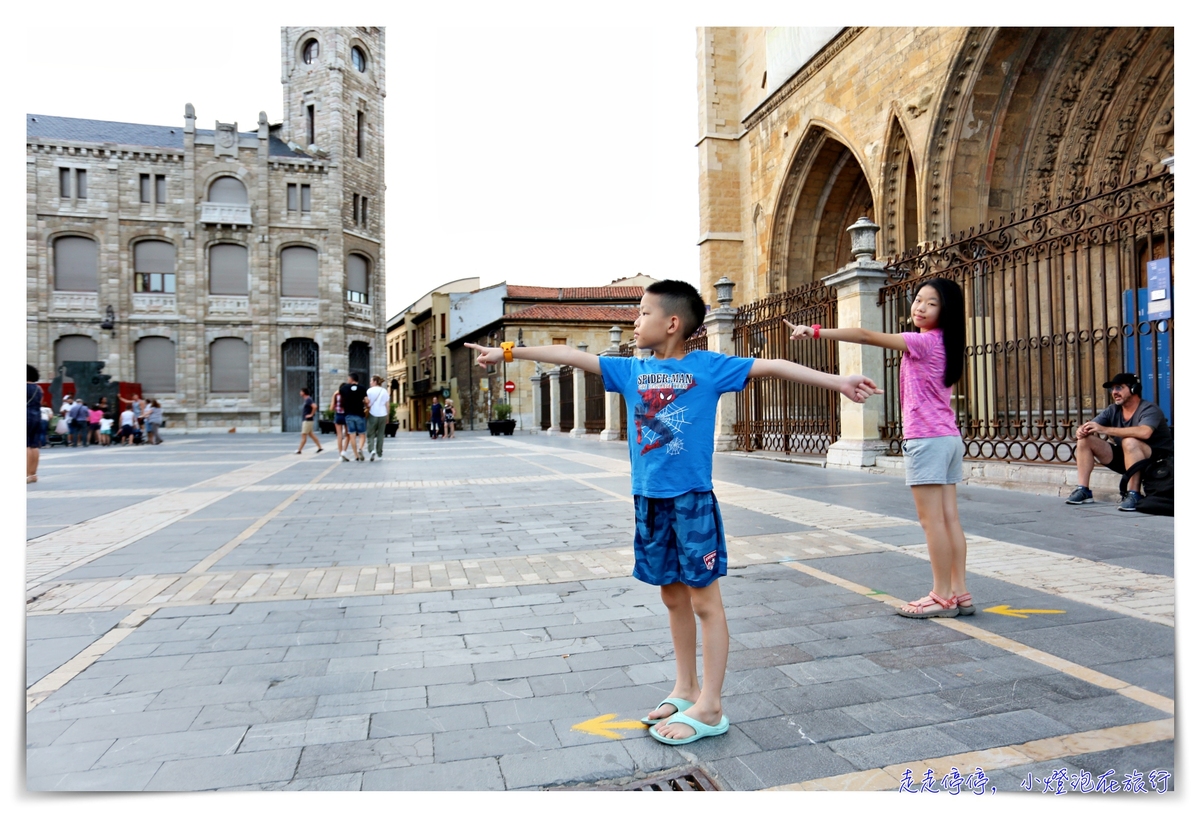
[{"xmin": 632, "ymin": 491, "xmax": 727, "ymax": 588}]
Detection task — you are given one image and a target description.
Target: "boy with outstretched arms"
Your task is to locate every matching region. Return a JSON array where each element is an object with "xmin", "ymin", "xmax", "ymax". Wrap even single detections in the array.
[{"xmin": 466, "ymin": 280, "xmax": 881, "ymax": 744}]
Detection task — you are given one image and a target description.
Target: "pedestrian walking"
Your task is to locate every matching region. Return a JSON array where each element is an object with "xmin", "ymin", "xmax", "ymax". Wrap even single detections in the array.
[
  {"xmin": 788, "ymin": 276, "xmax": 971, "ymax": 618},
  {"xmin": 143, "ymin": 399, "xmax": 166, "ymax": 445},
  {"xmin": 429, "ymin": 395, "xmax": 444, "ymax": 439},
  {"xmin": 296, "ymin": 387, "xmax": 324, "ymax": 454},
  {"xmin": 329, "ymin": 388, "xmax": 347, "ymax": 458},
  {"xmin": 467, "ymin": 280, "xmax": 881, "ymax": 745},
  {"xmin": 444, "ymin": 400, "xmax": 456, "ymax": 439},
  {"xmin": 27, "ymin": 364, "xmax": 44, "ymax": 483},
  {"xmin": 67, "ymin": 398, "xmax": 90, "ymax": 447},
  {"xmin": 338, "ymin": 373, "xmax": 368, "ymax": 461},
  {"xmin": 364, "ymin": 375, "xmax": 389, "ymax": 461}
]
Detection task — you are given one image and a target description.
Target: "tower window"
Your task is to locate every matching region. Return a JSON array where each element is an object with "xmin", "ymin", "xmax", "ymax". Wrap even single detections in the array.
[
  {"xmin": 141, "ymin": 174, "xmax": 167, "ymax": 205},
  {"xmin": 302, "ymin": 39, "xmax": 319, "ymax": 64},
  {"xmin": 288, "ymin": 183, "xmax": 310, "ymax": 213},
  {"xmin": 305, "ymin": 105, "xmax": 315, "ymax": 147},
  {"xmin": 357, "ymin": 111, "xmax": 365, "ymax": 159},
  {"xmin": 59, "ymin": 168, "xmax": 87, "ymax": 201},
  {"xmin": 351, "ymin": 46, "xmax": 367, "ymax": 72}
]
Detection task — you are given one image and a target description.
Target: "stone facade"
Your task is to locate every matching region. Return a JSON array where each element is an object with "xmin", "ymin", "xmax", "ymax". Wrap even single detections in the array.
[
  {"xmin": 696, "ymin": 27, "xmax": 1174, "ymax": 306},
  {"xmin": 27, "ymin": 26, "xmax": 386, "ymax": 432}
]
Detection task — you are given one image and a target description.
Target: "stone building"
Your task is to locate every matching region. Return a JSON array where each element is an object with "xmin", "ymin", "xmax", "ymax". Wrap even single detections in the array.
[
  {"xmin": 696, "ymin": 27, "xmax": 1174, "ymax": 303},
  {"xmin": 27, "ymin": 26, "xmax": 386, "ymax": 432}
]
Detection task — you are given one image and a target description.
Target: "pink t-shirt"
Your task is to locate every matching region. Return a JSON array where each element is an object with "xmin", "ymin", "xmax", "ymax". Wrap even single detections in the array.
[
  {"xmin": 89, "ymin": 409, "xmax": 103, "ymax": 423},
  {"xmin": 900, "ymin": 329, "xmax": 959, "ymax": 439}
]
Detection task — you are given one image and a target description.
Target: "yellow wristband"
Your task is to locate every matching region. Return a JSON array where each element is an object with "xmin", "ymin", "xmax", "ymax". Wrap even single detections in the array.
[{"xmin": 501, "ymin": 341, "xmax": 515, "ymax": 363}]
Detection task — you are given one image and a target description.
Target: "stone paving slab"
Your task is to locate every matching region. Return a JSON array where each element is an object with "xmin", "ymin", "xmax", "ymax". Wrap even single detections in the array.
[{"xmin": 25, "ymin": 434, "xmax": 1174, "ymax": 791}]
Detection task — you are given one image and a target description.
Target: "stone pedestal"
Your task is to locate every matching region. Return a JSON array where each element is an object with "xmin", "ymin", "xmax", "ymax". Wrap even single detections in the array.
[
  {"xmin": 547, "ymin": 368, "xmax": 563, "ymax": 435},
  {"xmin": 821, "ymin": 259, "xmax": 890, "ymax": 469},
  {"xmin": 530, "ymin": 373, "xmax": 543, "ymax": 432},
  {"xmin": 704, "ymin": 307, "xmax": 739, "ymax": 451},
  {"xmin": 571, "ymin": 344, "xmax": 589, "ymax": 437}
]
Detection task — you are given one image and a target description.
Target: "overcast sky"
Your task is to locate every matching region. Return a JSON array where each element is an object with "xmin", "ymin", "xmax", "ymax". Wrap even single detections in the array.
[{"xmin": 17, "ymin": 11, "xmax": 701, "ymax": 318}]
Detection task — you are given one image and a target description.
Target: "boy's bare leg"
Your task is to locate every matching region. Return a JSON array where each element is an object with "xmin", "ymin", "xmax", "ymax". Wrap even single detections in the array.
[
  {"xmin": 645, "ymin": 582, "xmax": 701, "ymax": 721},
  {"xmin": 654, "ymin": 580, "xmax": 728, "ymax": 739}
]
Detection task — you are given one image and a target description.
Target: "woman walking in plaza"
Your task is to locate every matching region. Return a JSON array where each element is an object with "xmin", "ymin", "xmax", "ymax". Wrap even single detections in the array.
[
  {"xmin": 27, "ymin": 365, "xmax": 44, "ymax": 483},
  {"xmin": 787, "ymin": 277, "xmax": 972, "ymax": 618},
  {"xmin": 329, "ymin": 388, "xmax": 347, "ymax": 457},
  {"xmin": 444, "ymin": 400, "xmax": 456, "ymax": 439}
]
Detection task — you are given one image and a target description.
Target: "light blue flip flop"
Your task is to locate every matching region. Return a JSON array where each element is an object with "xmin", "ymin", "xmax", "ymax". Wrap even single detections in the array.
[
  {"xmin": 649, "ymin": 712, "xmax": 730, "ymax": 745},
  {"xmin": 639, "ymin": 697, "xmax": 695, "ymax": 726}
]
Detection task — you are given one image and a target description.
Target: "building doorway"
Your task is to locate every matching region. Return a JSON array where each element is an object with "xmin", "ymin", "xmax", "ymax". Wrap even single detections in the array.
[{"xmin": 282, "ymin": 338, "xmax": 318, "ymax": 432}]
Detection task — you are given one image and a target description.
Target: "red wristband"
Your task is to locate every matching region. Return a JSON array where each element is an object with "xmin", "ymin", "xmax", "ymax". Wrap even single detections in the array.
[{"xmin": 811, "ymin": 324, "xmax": 821, "ymax": 339}]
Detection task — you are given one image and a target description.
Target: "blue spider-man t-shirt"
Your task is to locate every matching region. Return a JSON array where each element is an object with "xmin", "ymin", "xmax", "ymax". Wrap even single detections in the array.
[{"xmin": 599, "ymin": 350, "xmax": 754, "ymax": 498}]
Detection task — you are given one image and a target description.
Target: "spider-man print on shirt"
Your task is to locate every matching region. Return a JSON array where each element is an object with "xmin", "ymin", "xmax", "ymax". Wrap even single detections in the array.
[{"xmin": 634, "ymin": 372, "xmax": 695, "ymax": 455}]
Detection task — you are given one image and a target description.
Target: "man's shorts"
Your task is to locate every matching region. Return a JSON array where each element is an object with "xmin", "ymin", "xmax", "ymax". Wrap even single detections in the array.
[
  {"xmin": 334, "ymin": 413, "xmax": 346, "ymax": 426},
  {"xmin": 903, "ymin": 435, "xmax": 965, "ymax": 486},
  {"xmin": 300, "ymin": 420, "xmax": 314, "ymax": 434},
  {"xmin": 632, "ymin": 491, "xmax": 726, "ymax": 588},
  {"xmin": 345, "ymin": 414, "xmax": 366, "ymax": 435},
  {"xmin": 1103, "ymin": 443, "xmax": 1127, "ymax": 474}
]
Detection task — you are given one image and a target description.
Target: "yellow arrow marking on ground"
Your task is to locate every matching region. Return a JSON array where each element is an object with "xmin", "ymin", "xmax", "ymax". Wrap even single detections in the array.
[
  {"xmin": 985, "ymin": 605, "xmax": 1066, "ymax": 619},
  {"xmin": 571, "ymin": 714, "xmax": 649, "ymax": 740}
]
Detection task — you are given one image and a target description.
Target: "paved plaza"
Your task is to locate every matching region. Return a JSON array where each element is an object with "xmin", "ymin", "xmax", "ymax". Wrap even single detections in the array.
[{"xmin": 23, "ymin": 431, "xmax": 1175, "ymax": 792}]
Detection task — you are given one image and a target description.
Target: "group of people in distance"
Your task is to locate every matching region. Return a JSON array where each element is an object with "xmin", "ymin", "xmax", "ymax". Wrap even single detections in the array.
[
  {"xmin": 427, "ymin": 395, "xmax": 455, "ymax": 440},
  {"xmin": 465, "ymin": 277, "xmax": 1163, "ymax": 746},
  {"xmin": 295, "ymin": 372, "xmax": 392, "ymax": 462}
]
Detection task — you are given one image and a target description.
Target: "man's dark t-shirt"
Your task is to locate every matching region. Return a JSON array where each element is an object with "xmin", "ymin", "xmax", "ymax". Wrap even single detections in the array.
[
  {"xmin": 1093, "ymin": 399, "xmax": 1172, "ymax": 451},
  {"xmin": 339, "ymin": 383, "xmax": 367, "ymax": 417},
  {"xmin": 430, "ymin": 403, "xmax": 443, "ymax": 421},
  {"xmin": 302, "ymin": 396, "xmax": 315, "ymax": 421}
]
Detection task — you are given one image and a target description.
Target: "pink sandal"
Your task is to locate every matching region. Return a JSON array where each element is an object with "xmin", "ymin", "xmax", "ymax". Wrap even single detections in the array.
[
  {"xmin": 898, "ymin": 590, "xmax": 959, "ymax": 619},
  {"xmin": 954, "ymin": 592, "xmax": 975, "ymax": 616}
]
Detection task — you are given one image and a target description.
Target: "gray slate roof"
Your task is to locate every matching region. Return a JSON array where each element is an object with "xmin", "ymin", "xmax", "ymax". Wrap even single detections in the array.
[{"xmin": 27, "ymin": 114, "xmax": 306, "ymax": 158}]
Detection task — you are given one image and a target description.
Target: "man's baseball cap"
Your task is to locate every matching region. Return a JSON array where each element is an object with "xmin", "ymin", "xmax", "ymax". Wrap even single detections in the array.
[{"xmin": 1102, "ymin": 372, "xmax": 1139, "ymax": 390}]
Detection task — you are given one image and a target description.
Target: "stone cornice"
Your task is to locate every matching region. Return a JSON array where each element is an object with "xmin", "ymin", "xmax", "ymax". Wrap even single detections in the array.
[
  {"xmin": 28, "ymin": 141, "xmax": 183, "ymax": 160},
  {"xmin": 741, "ymin": 27, "xmax": 866, "ymax": 131}
]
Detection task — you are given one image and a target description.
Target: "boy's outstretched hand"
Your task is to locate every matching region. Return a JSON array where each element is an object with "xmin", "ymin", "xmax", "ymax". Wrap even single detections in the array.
[
  {"xmin": 842, "ymin": 375, "xmax": 884, "ymax": 403},
  {"xmin": 783, "ymin": 319, "xmax": 815, "ymax": 340},
  {"xmin": 463, "ymin": 342, "xmax": 502, "ymax": 368}
]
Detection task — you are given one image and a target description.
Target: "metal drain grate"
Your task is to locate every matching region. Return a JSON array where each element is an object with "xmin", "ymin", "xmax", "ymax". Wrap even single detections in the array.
[{"xmin": 616, "ymin": 766, "xmax": 722, "ymax": 791}]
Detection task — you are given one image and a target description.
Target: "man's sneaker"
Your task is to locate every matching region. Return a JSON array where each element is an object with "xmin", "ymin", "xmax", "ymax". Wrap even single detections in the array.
[
  {"xmin": 370, "ymin": 452, "xmax": 376, "ymax": 461},
  {"xmin": 1119, "ymin": 491, "xmax": 1143, "ymax": 512},
  {"xmin": 1065, "ymin": 486, "xmax": 1094, "ymax": 505},
  {"xmin": 340, "ymin": 452, "xmax": 350, "ymax": 462}
]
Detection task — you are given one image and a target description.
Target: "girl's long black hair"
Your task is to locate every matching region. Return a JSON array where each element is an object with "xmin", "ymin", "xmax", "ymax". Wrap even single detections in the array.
[{"xmin": 919, "ymin": 277, "xmax": 965, "ymax": 387}]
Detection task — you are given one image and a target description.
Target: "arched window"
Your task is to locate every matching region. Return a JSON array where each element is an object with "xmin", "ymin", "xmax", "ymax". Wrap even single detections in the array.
[
  {"xmin": 281, "ymin": 246, "xmax": 319, "ymax": 297},
  {"xmin": 208, "ymin": 176, "xmax": 248, "ymax": 204},
  {"xmin": 54, "ymin": 335, "xmax": 98, "ymax": 381},
  {"xmin": 53, "ymin": 236, "xmax": 98, "ymax": 292},
  {"xmin": 134, "ymin": 240, "xmax": 176, "ymax": 293},
  {"xmin": 135, "ymin": 336, "xmax": 176, "ymax": 393},
  {"xmin": 210, "ymin": 338, "xmax": 250, "ymax": 393},
  {"xmin": 351, "ymin": 45, "xmax": 367, "ymax": 73},
  {"xmin": 302, "ymin": 38, "xmax": 320, "ymax": 65},
  {"xmin": 347, "ymin": 254, "xmax": 370, "ymax": 303},
  {"xmin": 209, "ymin": 243, "xmax": 249, "ymax": 295}
]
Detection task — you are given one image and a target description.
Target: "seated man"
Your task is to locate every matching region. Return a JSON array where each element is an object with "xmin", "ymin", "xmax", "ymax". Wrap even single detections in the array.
[{"xmin": 1066, "ymin": 372, "xmax": 1172, "ymax": 511}]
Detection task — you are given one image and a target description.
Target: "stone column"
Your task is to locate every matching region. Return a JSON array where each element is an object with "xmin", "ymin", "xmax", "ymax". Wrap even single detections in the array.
[
  {"xmin": 547, "ymin": 368, "xmax": 563, "ymax": 435},
  {"xmin": 705, "ymin": 278, "xmax": 739, "ymax": 451},
  {"xmin": 530, "ymin": 372, "xmax": 543, "ymax": 432},
  {"xmin": 571, "ymin": 343, "xmax": 588, "ymax": 437},
  {"xmin": 822, "ymin": 239, "xmax": 890, "ymax": 468},
  {"xmin": 600, "ymin": 326, "xmax": 623, "ymax": 441}
]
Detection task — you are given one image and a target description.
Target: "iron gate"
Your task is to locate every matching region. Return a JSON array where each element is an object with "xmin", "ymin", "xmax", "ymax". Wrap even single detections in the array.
[
  {"xmin": 584, "ymin": 370, "xmax": 605, "ymax": 433},
  {"xmin": 733, "ymin": 281, "xmax": 840, "ymax": 453},
  {"xmin": 559, "ymin": 367, "xmax": 574, "ymax": 433},
  {"xmin": 539, "ymin": 376, "xmax": 551, "ymax": 430},
  {"xmin": 880, "ymin": 166, "xmax": 1174, "ymax": 463},
  {"xmin": 281, "ymin": 338, "xmax": 318, "ymax": 432},
  {"xmin": 349, "ymin": 341, "xmax": 371, "ymax": 386}
]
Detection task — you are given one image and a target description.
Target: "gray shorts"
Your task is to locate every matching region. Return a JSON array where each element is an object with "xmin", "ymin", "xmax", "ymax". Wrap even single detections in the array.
[{"xmin": 903, "ymin": 435, "xmax": 965, "ymax": 486}]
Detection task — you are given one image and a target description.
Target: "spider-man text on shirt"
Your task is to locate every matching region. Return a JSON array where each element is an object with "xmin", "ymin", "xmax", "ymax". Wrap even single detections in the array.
[{"xmin": 634, "ymin": 372, "xmax": 695, "ymax": 455}]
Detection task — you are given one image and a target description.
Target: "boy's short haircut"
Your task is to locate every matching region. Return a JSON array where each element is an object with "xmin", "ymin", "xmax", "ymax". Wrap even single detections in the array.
[{"xmin": 646, "ymin": 280, "xmax": 706, "ymax": 339}]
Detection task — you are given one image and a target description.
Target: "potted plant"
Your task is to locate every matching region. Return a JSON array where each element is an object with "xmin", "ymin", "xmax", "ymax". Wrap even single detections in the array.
[
  {"xmin": 385, "ymin": 402, "xmax": 400, "ymax": 437},
  {"xmin": 487, "ymin": 401, "xmax": 516, "ymax": 436},
  {"xmin": 318, "ymin": 409, "xmax": 336, "ymax": 435}
]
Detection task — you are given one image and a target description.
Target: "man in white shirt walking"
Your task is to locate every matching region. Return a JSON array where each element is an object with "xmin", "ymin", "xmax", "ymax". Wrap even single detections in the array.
[{"xmin": 364, "ymin": 375, "xmax": 390, "ymax": 461}]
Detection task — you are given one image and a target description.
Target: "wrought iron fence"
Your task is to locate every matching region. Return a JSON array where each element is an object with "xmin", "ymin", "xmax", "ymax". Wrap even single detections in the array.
[
  {"xmin": 733, "ymin": 281, "xmax": 840, "ymax": 454},
  {"xmin": 584, "ymin": 371, "xmax": 605, "ymax": 433},
  {"xmin": 880, "ymin": 166, "xmax": 1174, "ymax": 463},
  {"xmin": 539, "ymin": 375, "xmax": 550, "ymax": 430},
  {"xmin": 560, "ymin": 367, "xmax": 574, "ymax": 433},
  {"xmin": 615, "ymin": 340, "xmax": 636, "ymax": 440},
  {"xmin": 684, "ymin": 325, "xmax": 708, "ymax": 354}
]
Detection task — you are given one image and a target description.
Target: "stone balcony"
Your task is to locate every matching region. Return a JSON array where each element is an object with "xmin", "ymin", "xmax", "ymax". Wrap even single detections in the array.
[
  {"xmin": 200, "ymin": 202, "xmax": 252, "ymax": 226},
  {"xmin": 131, "ymin": 293, "xmax": 177, "ymax": 316},
  {"xmin": 50, "ymin": 291, "xmax": 98, "ymax": 316},
  {"xmin": 280, "ymin": 297, "xmax": 319, "ymax": 319},
  {"xmin": 346, "ymin": 301, "xmax": 373, "ymax": 324},
  {"xmin": 207, "ymin": 295, "xmax": 250, "ymax": 318}
]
